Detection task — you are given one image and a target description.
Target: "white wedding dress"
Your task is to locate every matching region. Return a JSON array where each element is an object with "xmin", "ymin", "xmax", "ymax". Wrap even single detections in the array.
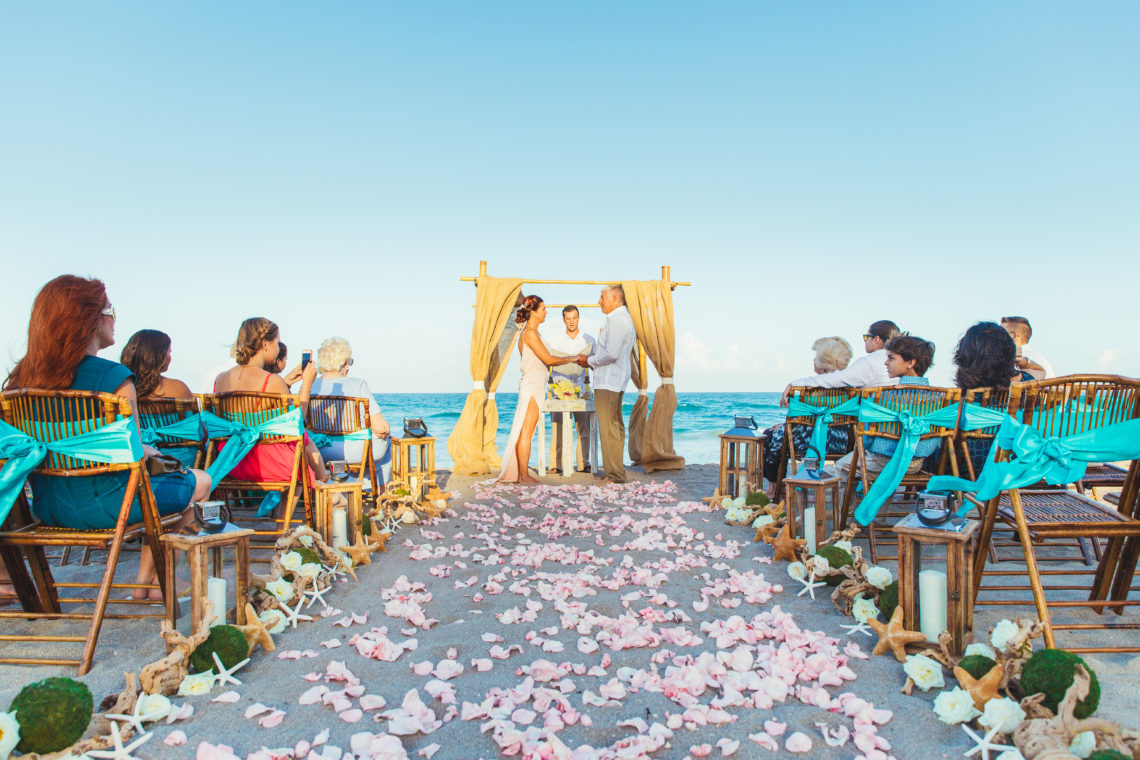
[{"xmin": 498, "ymin": 332, "xmax": 548, "ymax": 482}]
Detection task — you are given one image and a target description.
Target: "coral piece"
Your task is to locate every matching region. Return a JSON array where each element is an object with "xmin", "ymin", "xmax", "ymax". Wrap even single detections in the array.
[
  {"xmin": 10, "ymin": 676, "xmax": 94, "ymax": 754},
  {"xmin": 954, "ymin": 663, "xmax": 1004, "ymax": 711},
  {"xmin": 769, "ymin": 523, "xmax": 805, "ymax": 563},
  {"xmin": 1014, "ymin": 667, "xmax": 1140, "ymax": 760},
  {"xmin": 1021, "ymin": 649, "xmax": 1101, "ymax": 720},
  {"xmin": 235, "ymin": 602, "xmax": 276, "ymax": 654},
  {"xmin": 868, "ymin": 606, "xmax": 927, "ymax": 663}
]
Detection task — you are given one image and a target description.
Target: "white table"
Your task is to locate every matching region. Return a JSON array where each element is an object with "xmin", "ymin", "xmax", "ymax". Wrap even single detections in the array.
[{"xmin": 537, "ymin": 397, "xmax": 599, "ymax": 478}]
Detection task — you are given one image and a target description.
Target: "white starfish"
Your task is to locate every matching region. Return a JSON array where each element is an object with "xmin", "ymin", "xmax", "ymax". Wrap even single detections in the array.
[
  {"xmin": 279, "ymin": 598, "xmax": 314, "ymax": 629},
  {"xmin": 105, "ymin": 696, "xmax": 163, "ymax": 735},
  {"xmin": 211, "ymin": 650, "xmax": 250, "ymax": 687},
  {"xmin": 840, "ymin": 620, "xmax": 873, "ymax": 637},
  {"xmin": 961, "ymin": 722, "xmax": 1009, "ymax": 760},
  {"xmin": 323, "ymin": 561, "xmax": 348, "ymax": 581},
  {"xmin": 304, "ymin": 580, "xmax": 332, "ymax": 609},
  {"xmin": 796, "ymin": 571, "xmax": 827, "ymax": 600},
  {"xmin": 87, "ymin": 721, "xmax": 153, "ymax": 760}
]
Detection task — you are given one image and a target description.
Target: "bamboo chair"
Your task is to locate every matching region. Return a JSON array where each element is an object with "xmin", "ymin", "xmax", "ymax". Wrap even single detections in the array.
[
  {"xmin": 841, "ymin": 385, "xmax": 962, "ymax": 563},
  {"xmin": 202, "ymin": 391, "xmax": 313, "ymax": 558},
  {"xmin": 774, "ymin": 387, "xmax": 858, "ymax": 500},
  {"xmin": 307, "ymin": 395, "xmax": 380, "ymax": 497},
  {"xmin": 968, "ymin": 375, "xmax": 1140, "ymax": 651},
  {"xmin": 0, "ymin": 389, "xmax": 173, "ymax": 675},
  {"xmin": 139, "ymin": 396, "xmax": 205, "ymax": 469}
]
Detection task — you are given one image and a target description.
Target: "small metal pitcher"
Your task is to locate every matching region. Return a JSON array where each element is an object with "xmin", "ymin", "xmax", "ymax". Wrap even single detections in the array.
[{"xmin": 193, "ymin": 500, "xmax": 231, "ymax": 533}]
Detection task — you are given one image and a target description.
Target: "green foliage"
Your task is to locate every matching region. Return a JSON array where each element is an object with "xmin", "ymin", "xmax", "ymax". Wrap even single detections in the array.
[
  {"xmin": 878, "ymin": 580, "xmax": 899, "ymax": 620},
  {"xmin": 957, "ymin": 654, "xmax": 998, "ymax": 680},
  {"xmin": 744, "ymin": 492, "xmax": 770, "ymax": 507},
  {"xmin": 1088, "ymin": 751, "xmax": 1130, "ymax": 760},
  {"xmin": 1020, "ymin": 648, "xmax": 1100, "ymax": 719},
  {"xmin": 816, "ymin": 544, "xmax": 853, "ymax": 586},
  {"xmin": 10, "ymin": 676, "xmax": 93, "ymax": 754},
  {"xmin": 189, "ymin": 625, "xmax": 251, "ymax": 674},
  {"xmin": 297, "ymin": 546, "xmax": 322, "ymax": 565},
  {"xmin": 360, "ymin": 512, "xmax": 373, "ymax": 537}
]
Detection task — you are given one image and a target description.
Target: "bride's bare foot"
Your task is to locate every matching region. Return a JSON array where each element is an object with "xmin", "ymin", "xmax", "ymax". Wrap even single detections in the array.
[{"xmin": 518, "ymin": 475, "xmax": 540, "ymax": 485}]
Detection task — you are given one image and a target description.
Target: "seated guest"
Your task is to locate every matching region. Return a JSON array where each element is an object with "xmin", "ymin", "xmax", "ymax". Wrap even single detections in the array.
[
  {"xmin": 1001, "ymin": 316, "xmax": 1054, "ymax": 380},
  {"xmin": 2, "ymin": 275, "xmax": 211, "ymax": 601},
  {"xmin": 265, "ymin": 341, "xmax": 304, "ymax": 386},
  {"xmin": 954, "ymin": 321, "xmax": 1020, "ymax": 474},
  {"xmin": 779, "ymin": 320, "xmax": 901, "ymax": 406},
  {"xmin": 213, "ymin": 318, "xmax": 333, "ymax": 489},
  {"xmin": 761, "ymin": 336, "xmax": 854, "ymax": 495},
  {"xmin": 120, "ymin": 329, "xmax": 195, "ymax": 399},
  {"xmin": 835, "ymin": 335, "xmax": 940, "ymax": 502},
  {"xmin": 308, "ymin": 337, "xmax": 393, "ymax": 485}
]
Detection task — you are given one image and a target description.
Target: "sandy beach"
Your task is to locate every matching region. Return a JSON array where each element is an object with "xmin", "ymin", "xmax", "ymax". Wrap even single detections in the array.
[{"xmin": 2, "ymin": 464, "xmax": 1138, "ymax": 760}]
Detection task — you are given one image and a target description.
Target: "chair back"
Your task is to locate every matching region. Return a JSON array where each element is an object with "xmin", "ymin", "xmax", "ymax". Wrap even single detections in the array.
[
  {"xmin": 1008, "ymin": 374, "xmax": 1140, "ymax": 436},
  {"xmin": 204, "ymin": 391, "xmax": 304, "ymax": 443},
  {"xmin": 785, "ymin": 386, "xmax": 860, "ymax": 425},
  {"xmin": 956, "ymin": 386, "xmax": 1012, "ymax": 479},
  {"xmin": 308, "ymin": 395, "xmax": 372, "ymax": 436},
  {"xmin": 856, "ymin": 385, "xmax": 962, "ymax": 444},
  {"xmin": 139, "ymin": 396, "xmax": 204, "ymax": 467},
  {"xmin": 0, "ymin": 389, "xmax": 139, "ymax": 473}
]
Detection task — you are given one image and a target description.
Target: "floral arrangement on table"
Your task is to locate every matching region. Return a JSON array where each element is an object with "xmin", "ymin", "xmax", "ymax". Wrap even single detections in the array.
[
  {"xmin": 734, "ymin": 510, "xmax": 1140, "ymax": 760},
  {"xmin": 548, "ymin": 378, "xmax": 581, "ymax": 400}
]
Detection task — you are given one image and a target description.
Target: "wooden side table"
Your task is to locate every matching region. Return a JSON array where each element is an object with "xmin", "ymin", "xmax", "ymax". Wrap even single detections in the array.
[
  {"xmin": 313, "ymin": 477, "xmax": 364, "ymax": 548},
  {"xmin": 537, "ymin": 398, "xmax": 599, "ymax": 478},
  {"xmin": 893, "ymin": 513, "xmax": 980, "ymax": 656},
  {"xmin": 783, "ymin": 472, "xmax": 840, "ymax": 554},
  {"xmin": 159, "ymin": 528, "xmax": 254, "ymax": 635}
]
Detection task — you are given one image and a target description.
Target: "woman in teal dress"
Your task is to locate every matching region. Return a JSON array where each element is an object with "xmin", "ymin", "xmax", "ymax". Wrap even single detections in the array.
[{"xmin": 2, "ymin": 275, "xmax": 212, "ymax": 601}]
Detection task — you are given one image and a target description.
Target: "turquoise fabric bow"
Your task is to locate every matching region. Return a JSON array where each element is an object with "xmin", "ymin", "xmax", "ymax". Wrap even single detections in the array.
[
  {"xmin": 786, "ymin": 395, "xmax": 862, "ymax": 464},
  {"xmin": 202, "ymin": 407, "xmax": 305, "ymax": 485},
  {"xmin": 852, "ymin": 400, "xmax": 1005, "ymax": 526},
  {"xmin": 926, "ymin": 414, "xmax": 1140, "ymax": 511},
  {"xmin": 139, "ymin": 413, "xmax": 207, "ymax": 446},
  {"xmin": 0, "ymin": 417, "xmax": 143, "ymax": 525},
  {"xmin": 308, "ymin": 429, "xmax": 373, "ymax": 449}
]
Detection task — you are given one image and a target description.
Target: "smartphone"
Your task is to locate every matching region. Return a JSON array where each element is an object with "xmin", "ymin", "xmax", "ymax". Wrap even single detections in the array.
[{"xmin": 301, "ymin": 350, "xmax": 312, "ymax": 370}]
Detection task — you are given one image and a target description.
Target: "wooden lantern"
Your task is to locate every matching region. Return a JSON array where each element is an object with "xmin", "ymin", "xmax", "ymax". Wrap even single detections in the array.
[
  {"xmin": 783, "ymin": 471, "xmax": 840, "ymax": 554},
  {"xmin": 716, "ymin": 417, "xmax": 763, "ymax": 500},
  {"xmin": 392, "ymin": 436, "xmax": 438, "ymax": 502},
  {"xmin": 313, "ymin": 477, "xmax": 364, "ymax": 549},
  {"xmin": 159, "ymin": 528, "xmax": 254, "ymax": 635},
  {"xmin": 892, "ymin": 512, "xmax": 980, "ymax": 656}
]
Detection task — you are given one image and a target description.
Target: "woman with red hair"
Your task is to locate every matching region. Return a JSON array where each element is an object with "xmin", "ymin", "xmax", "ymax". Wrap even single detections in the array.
[{"xmin": 3, "ymin": 275, "xmax": 211, "ymax": 601}]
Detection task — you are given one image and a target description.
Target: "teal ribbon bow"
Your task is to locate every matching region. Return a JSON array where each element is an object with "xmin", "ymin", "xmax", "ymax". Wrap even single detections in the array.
[
  {"xmin": 0, "ymin": 417, "xmax": 144, "ymax": 525},
  {"xmin": 139, "ymin": 413, "xmax": 207, "ymax": 446},
  {"xmin": 926, "ymin": 414, "xmax": 1140, "ymax": 511},
  {"xmin": 201, "ymin": 407, "xmax": 305, "ymax": 486},
  {"xmin": 308, "ymin": 429, "xmax": 373, "ymax": 450},
  {"xmin": 786, "ymin": 396, "xmax": 862, "ymax": 463},
  {"xmin": 852, "ymin": 399, "xmax": 1005, "ymax": 526}
]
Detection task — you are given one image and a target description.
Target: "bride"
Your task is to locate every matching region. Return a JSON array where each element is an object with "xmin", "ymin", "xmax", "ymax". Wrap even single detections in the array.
[{"xmin": 498, "ymin": 295, "xmax": 576, "ymax": 484}]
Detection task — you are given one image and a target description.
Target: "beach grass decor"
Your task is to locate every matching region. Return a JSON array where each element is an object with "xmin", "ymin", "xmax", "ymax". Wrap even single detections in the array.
[{"xmin": 9, "ymin": 676, "xmax": 94, "ymax": 754}]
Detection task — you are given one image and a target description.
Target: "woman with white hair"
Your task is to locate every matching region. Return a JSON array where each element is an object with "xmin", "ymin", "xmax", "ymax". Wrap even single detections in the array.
[{"xmin": 308, "ymin": 336, "xmax": 393, "ymax": 483}]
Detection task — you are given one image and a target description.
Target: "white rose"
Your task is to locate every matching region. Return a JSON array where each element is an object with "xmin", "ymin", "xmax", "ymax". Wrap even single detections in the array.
[
  {"xmin": 177, "ymin": 672, "xmax": 215, "ymax": 697},
  {"xmin": 787, "ymin": 562, "xmax": 808, "ymax": 581},
  {"xmin": 297, "ymin": 534, "xmax": 314, "ymax": 548},
  {"xmin": 833, "ymin": 540, "xmax": 853, "ymax": 554},
  {"xmin": 135, "ymin": 693, "xmax": 172, "ymax": 722},
  {"xmin": 995, "ymin": 751, "xmax": 1025, "ymax": 760},
  {"xmin": 0, "ymin": 710, "xmax": 20, "ymax": 758},
  {"xmin": 978, "ymin": 697, "xmax": 1025, "ymax": 734},
  {"xmin": 1068, "ymin": 731, "xmax": 1096, "ymax": 759},
  {"xmin": 902, "ymin": 654, "xmax": 946, "ymax": 692},
  {"xmin": 990, "ymin": 619, "xmax": 1020, "ymax": 651},
  {"xmin": 852, "ymin": 595, "xmax": 880, "ymax": 623},
  {"xmin": 731, "ymin": 496, "xmax": 747, "ymax": 510},
  {"xmin": 866, "ymin": 566, "xmax": 893, "ymax": 590},
  {"xmin": 751, "ymin": 514, "xmax": 774, "ymax": 529},
  {"xmin": 259, "ymin": 609, "xmax": 288, "ymax": 634},
  {"xmin": 296, "ymin": 563, "xmax": 323, "ymax": 580},
  {"xmin": 279, "ymin": 551, "xmax": 303, "ymax": 572},
  {"xmin": 933, "ymin": 687, "xmax": 982, "ymax": 725},
  {"xmin": 964, "ymin": 642, "xmax": 998, "ymax": 660},
  {"xmin": 810, "ymin": 555, "xmax": 830, "ymax": 577},
  {"xmin": 265, "ymin": 579, "xmax": 294, "ymax": 604},
  {"xmin": 720, "ymin": 496, "xmax": 734, "ymax": 510}
]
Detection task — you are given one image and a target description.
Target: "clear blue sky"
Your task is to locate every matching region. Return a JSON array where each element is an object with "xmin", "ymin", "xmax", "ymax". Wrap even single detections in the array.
[{"xmin": 2, "ymin": 2, "xmax": 1137, "ymax": 392}]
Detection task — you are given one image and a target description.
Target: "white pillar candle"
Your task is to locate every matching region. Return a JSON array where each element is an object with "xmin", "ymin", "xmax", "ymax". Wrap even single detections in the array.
[
  {"xmin": 803, "ymin": 505, "xmax": 817, "ymax": 553},
  {"xmin": 332, "ymin": 507, "xmax": 349, "ymax": 549},
  {"xmin": 410, "ymin": 475, "xmax": 421, "ymax": 500},
  {"xmin": 919, "ymin": 569, "xmax": 948, "ymax": 643},
  {"xmin": 207, "ymin": 577, "xmax": 227, "ymax": 627}
]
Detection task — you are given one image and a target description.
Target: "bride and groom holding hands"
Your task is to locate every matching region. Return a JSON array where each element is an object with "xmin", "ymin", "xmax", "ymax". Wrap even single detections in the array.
[{"xmin": 497, "ymin": 285, "xmax": 637, "ymax": 486}]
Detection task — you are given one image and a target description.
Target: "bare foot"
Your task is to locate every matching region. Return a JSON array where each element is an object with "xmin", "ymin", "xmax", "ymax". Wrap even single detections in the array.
[
  {"xmin": 132, "ymin": 576, "xmax": 190, "ymax": 602},
  {"xmin": 518, "ymin": 475, "xmax": 540, "ymax": 485}
]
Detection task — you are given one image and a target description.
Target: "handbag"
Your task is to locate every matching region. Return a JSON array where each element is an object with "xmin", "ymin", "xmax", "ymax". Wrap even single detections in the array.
[
  {"xmin": 403, "ymin": 418, "xmax": 428, "ymax": 438},
  {"xmin": 146, "ymin": 452, "xmax": 185, "ymax": 477}
]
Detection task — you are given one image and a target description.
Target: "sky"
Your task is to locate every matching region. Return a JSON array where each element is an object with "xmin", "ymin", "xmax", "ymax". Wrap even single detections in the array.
[{"xmin": 1, "ymin": 2, "xmax": 1137, "ymax": 393}]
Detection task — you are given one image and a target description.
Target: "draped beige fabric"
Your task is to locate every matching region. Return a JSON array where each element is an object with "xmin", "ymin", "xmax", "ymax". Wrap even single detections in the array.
[
  {"xmin": 446, "ymin": 276, "xmax": 524, "ymax": 475},
  {"xmin": 627, "ymin": 342, "xmax": 648, "ymax": 465},
  {"xmin": 621, "ymin": 280, "xmax": 685, "ymax": 472}
]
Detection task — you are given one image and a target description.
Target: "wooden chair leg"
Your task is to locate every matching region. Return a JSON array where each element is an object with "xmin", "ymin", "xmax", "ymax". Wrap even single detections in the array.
[
  {"xmin": 1007, "ymin": 490, "xmax": 1057, "ymax": 648},
  {"xmin": 972, "ymin": 495, "xmax": 1002, "ymax": 604}
]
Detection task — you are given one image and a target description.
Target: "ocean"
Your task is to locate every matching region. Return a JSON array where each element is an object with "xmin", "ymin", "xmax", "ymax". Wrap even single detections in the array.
[{"xmin": 374, "ymin": 392, "xmax": 786, "ymax": 468}]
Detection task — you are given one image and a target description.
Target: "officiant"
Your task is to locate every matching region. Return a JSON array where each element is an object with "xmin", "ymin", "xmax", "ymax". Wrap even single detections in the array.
[{"xmin": 547, "ymin": 305, "xmax": 595, "ymax": 473}]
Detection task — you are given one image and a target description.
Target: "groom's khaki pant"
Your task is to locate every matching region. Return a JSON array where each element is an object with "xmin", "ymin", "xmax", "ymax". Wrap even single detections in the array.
[{"xmin": 593, "ymin": 389, "xmax": 627, "ymax": 483}]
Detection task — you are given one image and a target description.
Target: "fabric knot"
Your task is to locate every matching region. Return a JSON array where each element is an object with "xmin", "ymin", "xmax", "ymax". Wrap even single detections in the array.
[{"xmin": 896, "ymin": 410, "xmax": 930, "ymax": 437}]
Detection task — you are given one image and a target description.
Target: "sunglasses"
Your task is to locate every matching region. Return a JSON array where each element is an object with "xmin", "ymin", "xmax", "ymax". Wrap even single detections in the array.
[
  {"xmin": 101, "ymin": 305, "xmax": 117, "ymax": 320},
  {"xmin": 862, "ymin": 333, "xmax": 875, "ymax": 341}
]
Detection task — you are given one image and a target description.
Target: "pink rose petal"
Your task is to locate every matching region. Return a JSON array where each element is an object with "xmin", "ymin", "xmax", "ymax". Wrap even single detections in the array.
[{"xmin": 164, "ymin": 730, "xmax": 187, "ymax": 746}]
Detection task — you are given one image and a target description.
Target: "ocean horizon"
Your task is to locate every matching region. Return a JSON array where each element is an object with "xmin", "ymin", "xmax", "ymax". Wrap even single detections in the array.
[{"xmin": 375, "ymin": 392, "xmax": 785, "ymax": 469}]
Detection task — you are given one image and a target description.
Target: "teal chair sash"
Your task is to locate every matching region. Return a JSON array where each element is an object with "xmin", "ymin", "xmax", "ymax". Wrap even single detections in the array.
[
  {"xmin": 308, "ymin": 429, "xmax": 372, "ymax": 450},
  {"xmin": 786, "ymin": 395, "xmax": 862, "ymax": 462},
  {"xmin": 0, "ymin": 417, "xmax": 143, "ymax": 525},
  {"xmin": 200, "ymin": 407, "xmax": 305, "ymax": 485},
  {"xmin": 139, "ymin": 414, "xmax": 207, "ymax": 446},
  {"xmin": 925, "ymin": 414, "xmax": 1140, "ymax": 512}
]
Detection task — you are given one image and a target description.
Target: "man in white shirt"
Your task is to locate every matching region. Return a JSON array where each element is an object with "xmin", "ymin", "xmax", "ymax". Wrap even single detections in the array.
[
  {"xmin": 547, "ymin": 305, "xmax": 596, "ymax": 473},
  {"xmin": 576, "ymin": 285, "xmax": 637, "ymax": 483},
  {"xmin": 1001, "ymin": 316, "xmax": 1054, "ymax": 380},
  {"xmin": 779, "ymin": 320, "xmax": 901, "ymax": 406}
]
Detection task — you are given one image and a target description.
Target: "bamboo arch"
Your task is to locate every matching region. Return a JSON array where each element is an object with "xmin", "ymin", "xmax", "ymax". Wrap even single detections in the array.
[{"xmin": 447, "ymin": 261, "xmax": 689, "ymax": 475}]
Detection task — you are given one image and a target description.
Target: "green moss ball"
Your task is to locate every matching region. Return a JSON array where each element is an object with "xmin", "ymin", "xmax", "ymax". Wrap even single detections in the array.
[
  {"xmin": 1020, "ymin": 648, "xmax": 1100, "ymax": 719},
  {"xmin": 189, "ymin": 624, "xmax": 251, "ymax": 674},
  {"xmin": 878, "ymin": 580, "xmax": 899, "ymax": 620},
  {"xmin": 10, "ymin": 676, "xmax": 93, "ymax": 754},
  {"xmin": 816, "ymin": 544, "xmax": 853, "ymax": 586},
  {"xmin": 360, "ymin": 513, "xmax": 373, "ymax": 537},
  {"xmin": 297, "ymin": 546, "xmax": 322, "ymax": 565},
  {"xmin": 745, "ymin": 492, "xmax": 770, "ymax": 507},
  {"xmin": 1087, "ymin": 751, "xmax": 1130, "ymax": 760},
  {"xmin": 957, "ymin": 654, "xmax": 999, "ymax": 680}
]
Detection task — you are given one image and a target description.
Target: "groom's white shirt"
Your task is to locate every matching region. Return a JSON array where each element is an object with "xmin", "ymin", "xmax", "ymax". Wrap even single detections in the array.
[{"xmin": 588, "ymin": 306, "xmax": 636, "ymax": 393}]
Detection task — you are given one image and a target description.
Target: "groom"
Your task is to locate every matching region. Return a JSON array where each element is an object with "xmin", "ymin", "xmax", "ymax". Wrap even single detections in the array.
[{"xmin": 576, "ymin": 285, "xmax": 636, "ymax": 484}]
